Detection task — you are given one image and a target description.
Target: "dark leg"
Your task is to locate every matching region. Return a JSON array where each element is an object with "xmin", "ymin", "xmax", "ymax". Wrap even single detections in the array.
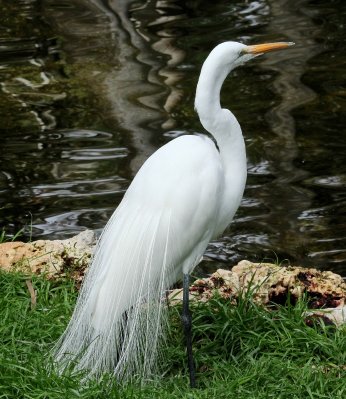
[{"xmin": 181, "ymin": 273, "xmax": 196, "ymax": 388}]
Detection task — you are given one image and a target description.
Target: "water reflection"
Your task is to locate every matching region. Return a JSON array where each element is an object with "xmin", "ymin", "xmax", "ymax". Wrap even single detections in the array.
[
  {"xmin": 0, "ymin": 0, "xmax": 345, "ymax": 275},
  {"xmin": 231, "ymin": 0, "xmax": 320, "ymax": 270}
]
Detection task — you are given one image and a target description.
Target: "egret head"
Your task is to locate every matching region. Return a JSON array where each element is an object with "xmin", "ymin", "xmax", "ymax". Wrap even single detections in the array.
[
  {"xmin": 208, "ymin": 40, "xmax": 295, "ymax": 72},
  {"xmin": 195, "ymin": 40, "xmax": 294, "ymax": 124}
]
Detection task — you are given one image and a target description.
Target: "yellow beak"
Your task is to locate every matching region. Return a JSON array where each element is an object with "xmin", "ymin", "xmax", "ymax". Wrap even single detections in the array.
[{"xmin": 244, "ymin": 42, "xmax": 295, "ymax": 54}]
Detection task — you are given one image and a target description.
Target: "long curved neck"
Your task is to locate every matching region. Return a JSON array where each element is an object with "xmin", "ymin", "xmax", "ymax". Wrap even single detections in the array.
[
  {"xmin": 194, "ymin": 51, "xmax": 247, "ymax": 234},
  {"xmin": 194, "ymin": 54, "xmax": 245, "ymax": 162},
  {"xmin": 195, "ymin": 57, "xmax": 230, "ymax": 131}
]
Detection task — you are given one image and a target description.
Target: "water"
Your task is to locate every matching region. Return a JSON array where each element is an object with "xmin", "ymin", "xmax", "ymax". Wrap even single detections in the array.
[{"xmin": 0, "ymin": 0, "xmax": 345, "ymax": 275}]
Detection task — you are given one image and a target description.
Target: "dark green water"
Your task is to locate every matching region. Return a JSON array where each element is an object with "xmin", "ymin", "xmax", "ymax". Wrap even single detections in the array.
[{"xmin": 0, "ymin": 0, "xmax": 345, "ymax": 275}]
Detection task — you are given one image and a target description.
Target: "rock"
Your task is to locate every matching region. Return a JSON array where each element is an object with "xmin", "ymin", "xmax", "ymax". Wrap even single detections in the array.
[
  {"xmin": 1, "ymin": 236, "xmax": 346, "ymax": 326},
  {"xmin": 305, "ymin": 306, "xmax": 346, "ymax": 328},
  {"xmin": 169, "ymin": 260, "xmax": 346, "ymax": 326},
  {"xmin": 169, "ymin": 268, "xmax": 240, "ymax": 304},
  {"xmin": 232, "ymin": 260, "xmax": 346, "ymax": 308},
  {"xmin": 0, "ymin": 230, "xmax": 96, "ymax": 280}
]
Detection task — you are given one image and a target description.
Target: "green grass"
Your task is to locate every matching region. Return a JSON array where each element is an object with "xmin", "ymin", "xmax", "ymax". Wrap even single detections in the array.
[
  {"xmin": 0, "ymin": 228, "xmax": 24, "ymax": 244},
  {"xmin": 0, "ymin": 270, "xmax": 345, "ymax": 398}
]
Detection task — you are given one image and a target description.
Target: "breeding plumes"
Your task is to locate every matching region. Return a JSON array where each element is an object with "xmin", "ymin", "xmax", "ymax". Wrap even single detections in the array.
[{"xmin": 53, "ymin": 40, "xmax": 294, "ymax": 386}]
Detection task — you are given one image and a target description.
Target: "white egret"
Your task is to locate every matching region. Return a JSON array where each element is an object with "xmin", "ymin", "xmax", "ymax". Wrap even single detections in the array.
[{"xmin": 54, "ymin": 41, "xmax": 294, "ymax": 387}]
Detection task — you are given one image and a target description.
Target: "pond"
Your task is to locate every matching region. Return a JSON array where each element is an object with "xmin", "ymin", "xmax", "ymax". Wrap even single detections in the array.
[{"xmin": 0, "ymin": 0, "xmax": 345, "ymax": 276}]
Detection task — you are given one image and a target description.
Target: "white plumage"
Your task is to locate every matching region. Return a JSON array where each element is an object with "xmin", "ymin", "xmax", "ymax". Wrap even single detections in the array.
[{"xmin": 53, "ymin": 41, "xmax": 293, "ymax": 382}]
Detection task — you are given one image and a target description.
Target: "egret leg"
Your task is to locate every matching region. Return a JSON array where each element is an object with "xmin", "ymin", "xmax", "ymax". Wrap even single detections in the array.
[{"xmin": 181, "ymin": 273, "xmax": 196, "ymax": 388}]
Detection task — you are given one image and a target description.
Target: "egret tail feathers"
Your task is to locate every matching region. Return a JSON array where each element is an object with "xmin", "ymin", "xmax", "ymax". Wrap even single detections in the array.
[{"xmin": 53, "ymin": 206, "xmax": 174, "ymax": 381}]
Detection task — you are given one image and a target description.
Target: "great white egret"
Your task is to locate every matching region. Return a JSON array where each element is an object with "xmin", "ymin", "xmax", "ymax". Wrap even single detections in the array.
[{"xmin": 53, "ymin": 41, "xmax": 294, "ymax": 387}]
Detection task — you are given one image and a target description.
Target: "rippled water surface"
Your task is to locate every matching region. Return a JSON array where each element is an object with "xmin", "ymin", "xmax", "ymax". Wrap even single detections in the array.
[{"xmin": 0, "ymin": 0, "xmax": 345, "ymax": 275}]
